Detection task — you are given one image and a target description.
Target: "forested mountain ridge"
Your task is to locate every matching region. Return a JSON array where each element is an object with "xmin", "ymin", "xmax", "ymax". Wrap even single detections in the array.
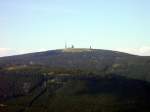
[
  {"xmin": 1, "ymin": 48, "xmax": 150, "ymax": 112},
  {"xmin": 0, "ymin": 48, "xmax": 150, "ymax": 81}
]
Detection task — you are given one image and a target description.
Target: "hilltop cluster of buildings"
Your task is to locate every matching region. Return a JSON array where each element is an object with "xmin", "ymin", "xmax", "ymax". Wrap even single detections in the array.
[{"xmin": 65, "ymin": 43, "xmax": 92, "ymax": 49}]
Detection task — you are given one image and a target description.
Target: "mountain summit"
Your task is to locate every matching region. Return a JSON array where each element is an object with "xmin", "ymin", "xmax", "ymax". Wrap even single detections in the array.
[
  {"xmin": 0, "ymin": 48, "xmax": 150, "ymax": 81},
  {"xmin": 0, "ymin": 49, "xmax": 150, "ymax": 112}
]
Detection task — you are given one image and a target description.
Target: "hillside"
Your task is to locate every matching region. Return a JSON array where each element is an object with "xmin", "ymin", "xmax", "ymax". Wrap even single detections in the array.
[
  {"xmin": 0, "ymin": 48, "xmax": 150, "ymax": 81},
  {"xmin": 0, "ymin": 48, "xmax": 150, "ymax": 112},
  {"xmin": 0, "ymin": 48, "xmax": 134, "ymax": 67}
]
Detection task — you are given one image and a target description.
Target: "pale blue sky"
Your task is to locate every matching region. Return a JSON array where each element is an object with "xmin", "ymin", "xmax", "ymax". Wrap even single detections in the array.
[{"xmin": 0, "ymin": 0, "xmax": 150, "ymax": 56}]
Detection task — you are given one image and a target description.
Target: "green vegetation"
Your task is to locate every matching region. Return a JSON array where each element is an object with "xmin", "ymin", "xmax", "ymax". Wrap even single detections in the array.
[{"xmin": 0, "ymin": 49, "xmax": 150, "ymax": 112}]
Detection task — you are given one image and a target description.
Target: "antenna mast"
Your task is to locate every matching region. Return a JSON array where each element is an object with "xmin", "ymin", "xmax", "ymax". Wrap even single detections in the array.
[
  {"xmin": 90, "ymin": 45, "xmax": 92, "ymax": 49},
  {"xmin": 65, "ymin": 42, "xmax": 67, "ymax": 49}
]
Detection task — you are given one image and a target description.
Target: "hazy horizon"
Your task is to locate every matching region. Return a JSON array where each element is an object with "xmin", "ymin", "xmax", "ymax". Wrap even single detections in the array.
[{"xmin": 0, "ymin": 0, "xmax": 150, "ymax": 56}]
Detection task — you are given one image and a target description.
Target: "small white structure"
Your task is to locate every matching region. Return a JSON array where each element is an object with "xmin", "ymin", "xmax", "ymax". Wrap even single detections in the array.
[{"xmin": 23, "ymin": 82, "xmax": 31, "ymax": 93}]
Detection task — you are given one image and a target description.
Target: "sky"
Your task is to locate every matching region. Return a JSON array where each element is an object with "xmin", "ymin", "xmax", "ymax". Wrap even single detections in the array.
[{"xmin": 0, "ymin": 0, "xmax": 150, "ymax": 56}]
